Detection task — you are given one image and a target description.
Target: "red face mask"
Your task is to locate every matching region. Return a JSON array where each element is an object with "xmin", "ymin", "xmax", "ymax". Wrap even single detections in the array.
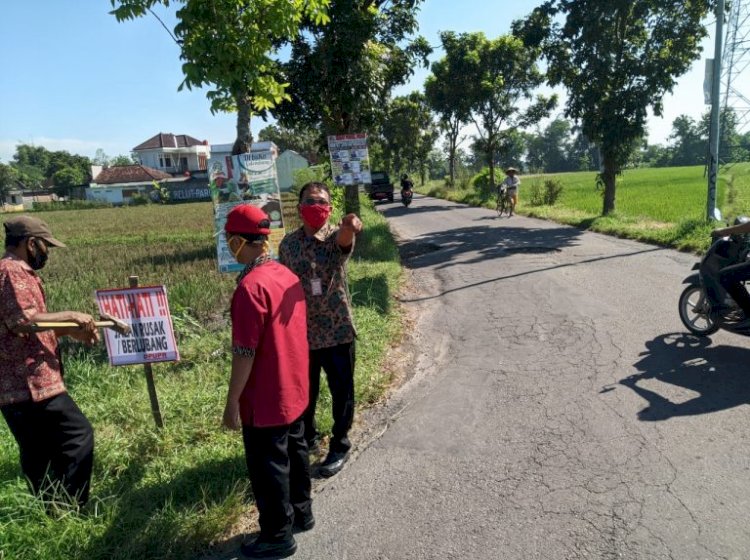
[{"xmin": 299, "ymin": 204, "xmax": 331, "ymax": 229}]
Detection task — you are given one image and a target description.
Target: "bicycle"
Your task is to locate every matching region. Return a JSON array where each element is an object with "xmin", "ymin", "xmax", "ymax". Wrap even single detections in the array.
[{"xmin": 496, "ymin": 188, "xmax": 514, "ymax": 217}]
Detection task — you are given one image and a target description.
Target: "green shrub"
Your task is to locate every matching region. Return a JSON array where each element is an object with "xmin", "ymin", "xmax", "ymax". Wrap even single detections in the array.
[
  {"xmin": 528, "ymin": 179, "xmax": 564, "ymax": 206},
  {"xmin": 471, "ymin": 168, "xmax": 494, "ymax": 200},
  {"xmin": 129, "ymin": 194, "xmax": 150, "ymax": 206},
  {"xmin": 293, "ymin": 163, "xmax": 331, "ymax": 190}
]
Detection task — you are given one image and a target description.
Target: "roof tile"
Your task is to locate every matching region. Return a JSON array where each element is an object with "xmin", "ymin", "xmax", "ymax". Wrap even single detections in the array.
[
  {"xmin": 133, "ymin": 133, "xmax": 205, "ymax": 151},
  {"xmin": 93, "ymin": 165, "xmax": 172, "ymax": 185}
]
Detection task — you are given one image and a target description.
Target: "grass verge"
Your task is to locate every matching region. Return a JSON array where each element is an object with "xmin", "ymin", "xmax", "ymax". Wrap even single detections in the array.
[{"xmin": 419, "ymin": 164, "xmax": 750, "ymax": 253}]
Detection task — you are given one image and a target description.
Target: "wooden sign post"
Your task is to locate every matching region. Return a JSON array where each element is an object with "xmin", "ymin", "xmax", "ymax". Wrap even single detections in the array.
[
  {"xmin": 129, "ymin": 276, "xmax": 164, "ymax": 429},
  {"xmin": 95, "ymin": 277, "xmax": 180, "ymax": 430}
]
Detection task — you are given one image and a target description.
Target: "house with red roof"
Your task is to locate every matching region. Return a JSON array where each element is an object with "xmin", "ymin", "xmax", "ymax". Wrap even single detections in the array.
[
  {"xmin": 85, "ymin": 132, "xmax": 214, "ymax": 204},
  {"xmin": 86, "ymin": 164, "xmax": 210, "ymax": 205}
]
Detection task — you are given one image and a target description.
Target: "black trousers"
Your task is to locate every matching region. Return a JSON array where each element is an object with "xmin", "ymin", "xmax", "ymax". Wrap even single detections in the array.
[
  {"xmin": 719, "ymin": 259, "xmax": 750, "ymax": 315},
  {"xmin": 243, "ymin": 416, "xmax": 311, "ymax": 541},
  {"xmin": 1, "ymin": 392, "xmax": 94, "ymax": 507},
  {"xmin": 305, "ymin": 342, "xmax": 355, "ymax": 453}
]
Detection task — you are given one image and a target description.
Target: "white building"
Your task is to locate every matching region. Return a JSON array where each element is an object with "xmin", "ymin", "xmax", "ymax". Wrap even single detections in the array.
[
  {"xmin": 276, "ymin": 150, "xmax": 309, "ymax": 191},
  {"xmin": 133, "ymin": 133, "xmax": 210, "ymax": 174}
]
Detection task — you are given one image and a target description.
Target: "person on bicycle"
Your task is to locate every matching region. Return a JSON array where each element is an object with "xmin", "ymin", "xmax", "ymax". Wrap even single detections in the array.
[{"xmin": 501, "ymin": 167, "xmax": 520, "ymax": 216}]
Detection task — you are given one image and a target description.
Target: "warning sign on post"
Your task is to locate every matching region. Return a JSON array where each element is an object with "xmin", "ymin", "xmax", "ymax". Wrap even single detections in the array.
[{"xmin": 95, "ymin": 285, "xmax": 180, "ymax": 366}]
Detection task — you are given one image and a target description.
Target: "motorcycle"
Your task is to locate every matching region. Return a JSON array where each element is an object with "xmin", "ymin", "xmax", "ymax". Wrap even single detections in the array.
[
  {"xmin": 678, "ymin": 217, "xmax": 750, "ymax": 336},
  {"xmin": 401, "ymin": 189, "xmax": 413, "ymax": 207}
]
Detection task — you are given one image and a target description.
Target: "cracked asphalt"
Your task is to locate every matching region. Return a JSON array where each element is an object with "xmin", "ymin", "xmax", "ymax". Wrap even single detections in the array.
[{"xmin": 241, "ymin": 194, "xmax": 750, "ymax": 559}]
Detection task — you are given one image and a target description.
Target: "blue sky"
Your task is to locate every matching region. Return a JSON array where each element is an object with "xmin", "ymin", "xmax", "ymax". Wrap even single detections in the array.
[{"xmin": 0, "ymin": 1, "xmax": 716, "ymax": 163}]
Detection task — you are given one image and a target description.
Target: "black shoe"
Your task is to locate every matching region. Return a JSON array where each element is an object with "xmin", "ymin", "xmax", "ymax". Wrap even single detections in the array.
[
  {"xmin": 318, "ymin": 450, "xmax": 349, "ymax": 478},
  {"xmin": 293, "ymin": 512, "xmax": 315, "ymax": 533},
  {"xmin": 240, "ymin": 536, "xmax": 297, "ymax": 559}
]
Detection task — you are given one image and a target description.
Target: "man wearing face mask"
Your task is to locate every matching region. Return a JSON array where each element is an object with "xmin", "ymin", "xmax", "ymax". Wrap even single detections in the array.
[
  {"xmin": 222, "ymin": 204, "xmax": 312, "ymax": 559},
  {"xmin": 278, "ymin": 182, "xmax": 363, "ymax": 478},
  {"xmin": 0, "ymin": 216, "xmax": 99, "ymax": 508}
]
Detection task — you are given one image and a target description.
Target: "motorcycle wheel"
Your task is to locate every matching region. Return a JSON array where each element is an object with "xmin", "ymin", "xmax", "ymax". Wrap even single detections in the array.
[{"xmin": 678, "ymin": 285, "xmax": 720, "ymax": 336}]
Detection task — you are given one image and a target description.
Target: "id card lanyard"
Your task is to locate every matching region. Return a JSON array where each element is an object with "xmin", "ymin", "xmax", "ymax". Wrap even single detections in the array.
[{"xmin": 310, "ymin": 262, "xmax": 323, "ymax": 296}]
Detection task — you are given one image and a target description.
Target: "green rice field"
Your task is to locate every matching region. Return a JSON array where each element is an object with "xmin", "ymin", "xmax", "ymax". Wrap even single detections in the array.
[{"xmin": 423, "ymin": 163, "xmax": 750, "ymax": 252}]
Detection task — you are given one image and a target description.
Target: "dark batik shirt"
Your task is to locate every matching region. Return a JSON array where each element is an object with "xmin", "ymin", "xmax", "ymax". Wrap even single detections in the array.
[{"xmin": 278, "ymin": 223, "xmax": 356, "ymax": 350}]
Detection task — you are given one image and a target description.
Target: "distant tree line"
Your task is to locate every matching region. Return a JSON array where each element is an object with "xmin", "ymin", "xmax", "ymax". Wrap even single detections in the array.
[{"xmin": 0, "ymin": 145, "xmax": 135, "ymax": 201}]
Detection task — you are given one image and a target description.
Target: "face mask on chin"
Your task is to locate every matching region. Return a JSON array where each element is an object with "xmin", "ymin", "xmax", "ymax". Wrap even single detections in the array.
[{"xmin": 299, "ymin": 204, "xmax": 331, "ymax": 229}]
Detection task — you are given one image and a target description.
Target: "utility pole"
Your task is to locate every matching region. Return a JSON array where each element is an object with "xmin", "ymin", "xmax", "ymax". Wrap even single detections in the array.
[{"xmin": 707, "ymin": 0, "xmax": 726, "ymax": 222}]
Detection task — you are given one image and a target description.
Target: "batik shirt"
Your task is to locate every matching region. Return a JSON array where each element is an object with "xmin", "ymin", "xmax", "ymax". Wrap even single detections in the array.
[
  {"xmin": 278, "ymin": 223, "xmax": 356, "ymax": 351},
  {"xmin": 0, "ymin": 252, "xmax": 66, "ymax": 406}
]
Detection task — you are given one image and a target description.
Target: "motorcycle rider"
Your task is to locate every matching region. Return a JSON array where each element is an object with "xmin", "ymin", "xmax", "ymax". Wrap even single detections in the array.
[
  {"xmin": 712, "ymin": 218, "xmax": 750, "ymax": 319},
  {"xmin": 400, "ymin": 174, "xmax": 414, "ymax": 202}
]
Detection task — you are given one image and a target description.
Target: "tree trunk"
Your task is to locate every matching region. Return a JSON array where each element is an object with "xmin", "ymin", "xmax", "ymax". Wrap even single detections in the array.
[
  {"xmin": 232, "ymin": 94, "xmax": 253, "ymax": 156},
  {"xmin": 448, "ymin": 131, "xmax": 458, "ymax": 187},
  {"xmin": 446, "ymin": 118, "xmax": 460, "ymax": 187},
  {"xmin": 487, "ymin": 142, "xmax": 496, "ymax": 190},
  {"xmin": 601, "ymin": 155, "xmax": 617, "ymax": 215}
]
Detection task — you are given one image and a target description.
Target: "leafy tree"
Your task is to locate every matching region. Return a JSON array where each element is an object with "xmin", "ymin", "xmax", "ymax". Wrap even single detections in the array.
[
  {"xmin": 424, "ymin": 34, "xmax": 472, "ymax": 186},
  {"xmin": 497, "ymin": 128, "xmax": 527, "ymax": 171},
  {"xmin": 258, "ymin": 123, "xmax": 325, "ymax": 164},
  {"xmin": 541, "ymin": 119, "xmax": 573, "ymax": 172},
  {"xmin": 699, "ymin": 107, "xmax": 747, "ymax": 163},
  {"xmin": 515, "ymin": 0, "xmax": 712, "ymax": 214},
  {"xmin": 110, "ymin": 154, "xmax": 136, "ymax": 166},
  {"xmin": 525, "ymin": 118, "xmax": 577, "ymax": 172},
  {"xmin": 93, "ymin": 148, "xmax": 110, "ymax": 167},
  {"xmin": 381, "ymin": 93, "xmax": 439, "ymax": 184},
  {"xmin": 567, "ymin": 131, "xmax": 599, "ymax": 171},
  {"xmin": 10, "ymin": 144, "xmax": 90, "ymax": 190},
  {"xmin": 0, "ymin": 163, "xmax": 18, "ymax": 201},
  {"xmin": 52, "ymin": 167, "xmax": 86, "ymax": 198},
  {"xmin": 110, "ymin": 0, "xmax": 330, "ymax": 155},
  {"xmin": 440, "ymin": 32, "xmax": 555, "ymax": 188},
  {"xmin": 275, "ymin": 0, "xmax": 431, "ymax": 136},
  {"xmin": 668, "ymin": 115, "xmax": 706, "ymax": 167},
  {"xmin": 524, "ymin": 130, "xmax": 546, "ymax": 173},
  {"xmin": 639, "ymin": 143, "xmax": 672, "ymax": 168},
  {"xmin": 425, "ymin": 148, "xmax": 447, "ymax": 182}
]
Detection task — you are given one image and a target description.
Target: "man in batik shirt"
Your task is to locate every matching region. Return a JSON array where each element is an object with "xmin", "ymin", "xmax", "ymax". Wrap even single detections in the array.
[
  {"xmin": 279, "ymin": 182, "xmax": 363, "ymax": 478},
  {"xmin": 0, "ymin": 216, "xmax": 99, "ymax": 508}
]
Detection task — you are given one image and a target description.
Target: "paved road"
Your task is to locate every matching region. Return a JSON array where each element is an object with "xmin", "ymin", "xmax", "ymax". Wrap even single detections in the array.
[{"xmin": 240, "ymin": 194, "xmax": 750, "ymax": 559}]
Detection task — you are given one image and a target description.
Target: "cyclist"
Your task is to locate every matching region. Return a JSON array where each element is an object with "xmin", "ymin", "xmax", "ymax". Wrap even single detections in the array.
[{"xmin": 501, "ymin": 167, "xmax": 520, "ymax": 216}]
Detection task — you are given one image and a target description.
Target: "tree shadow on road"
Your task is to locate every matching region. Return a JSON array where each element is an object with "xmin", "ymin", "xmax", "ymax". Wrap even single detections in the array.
[
  {"xmin": 618, "ymin": 332, "xmax": 750, "ymax": 421},
  {"xmin": 379, "ymin": 201, "xmax": 463, "ymax": 218},
  {"xmin": 397, "ymin": 224, "xmax": 581, "ymax": 272}
]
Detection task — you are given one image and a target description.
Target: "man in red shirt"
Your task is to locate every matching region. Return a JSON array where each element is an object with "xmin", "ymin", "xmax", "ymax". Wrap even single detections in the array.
[
  {"xmin": 221, "ymin": 204, "xmax": 311, "ymax": 559},
  {"xmin": 0, "ymin": 216, "xmax": 99, "ymax": 508}
]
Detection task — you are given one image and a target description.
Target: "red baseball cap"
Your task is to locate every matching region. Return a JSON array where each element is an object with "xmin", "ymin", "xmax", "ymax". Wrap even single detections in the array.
[{"xmin": 225, "ymin": 204, "xmax": 271, "ymax": 236}]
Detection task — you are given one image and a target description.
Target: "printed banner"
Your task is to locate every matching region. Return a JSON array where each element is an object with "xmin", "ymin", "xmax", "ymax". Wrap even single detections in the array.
[
  {"xmin": 208, "ymin": 150, "xmax": 285, "ymax": 273},
  {"xmin": 327, "ymin": 134, "xmax": 371, "ymax": 186},
  {"xmin": 95, "ymin": 286, "xmax": 179, "ymax": 366}
]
